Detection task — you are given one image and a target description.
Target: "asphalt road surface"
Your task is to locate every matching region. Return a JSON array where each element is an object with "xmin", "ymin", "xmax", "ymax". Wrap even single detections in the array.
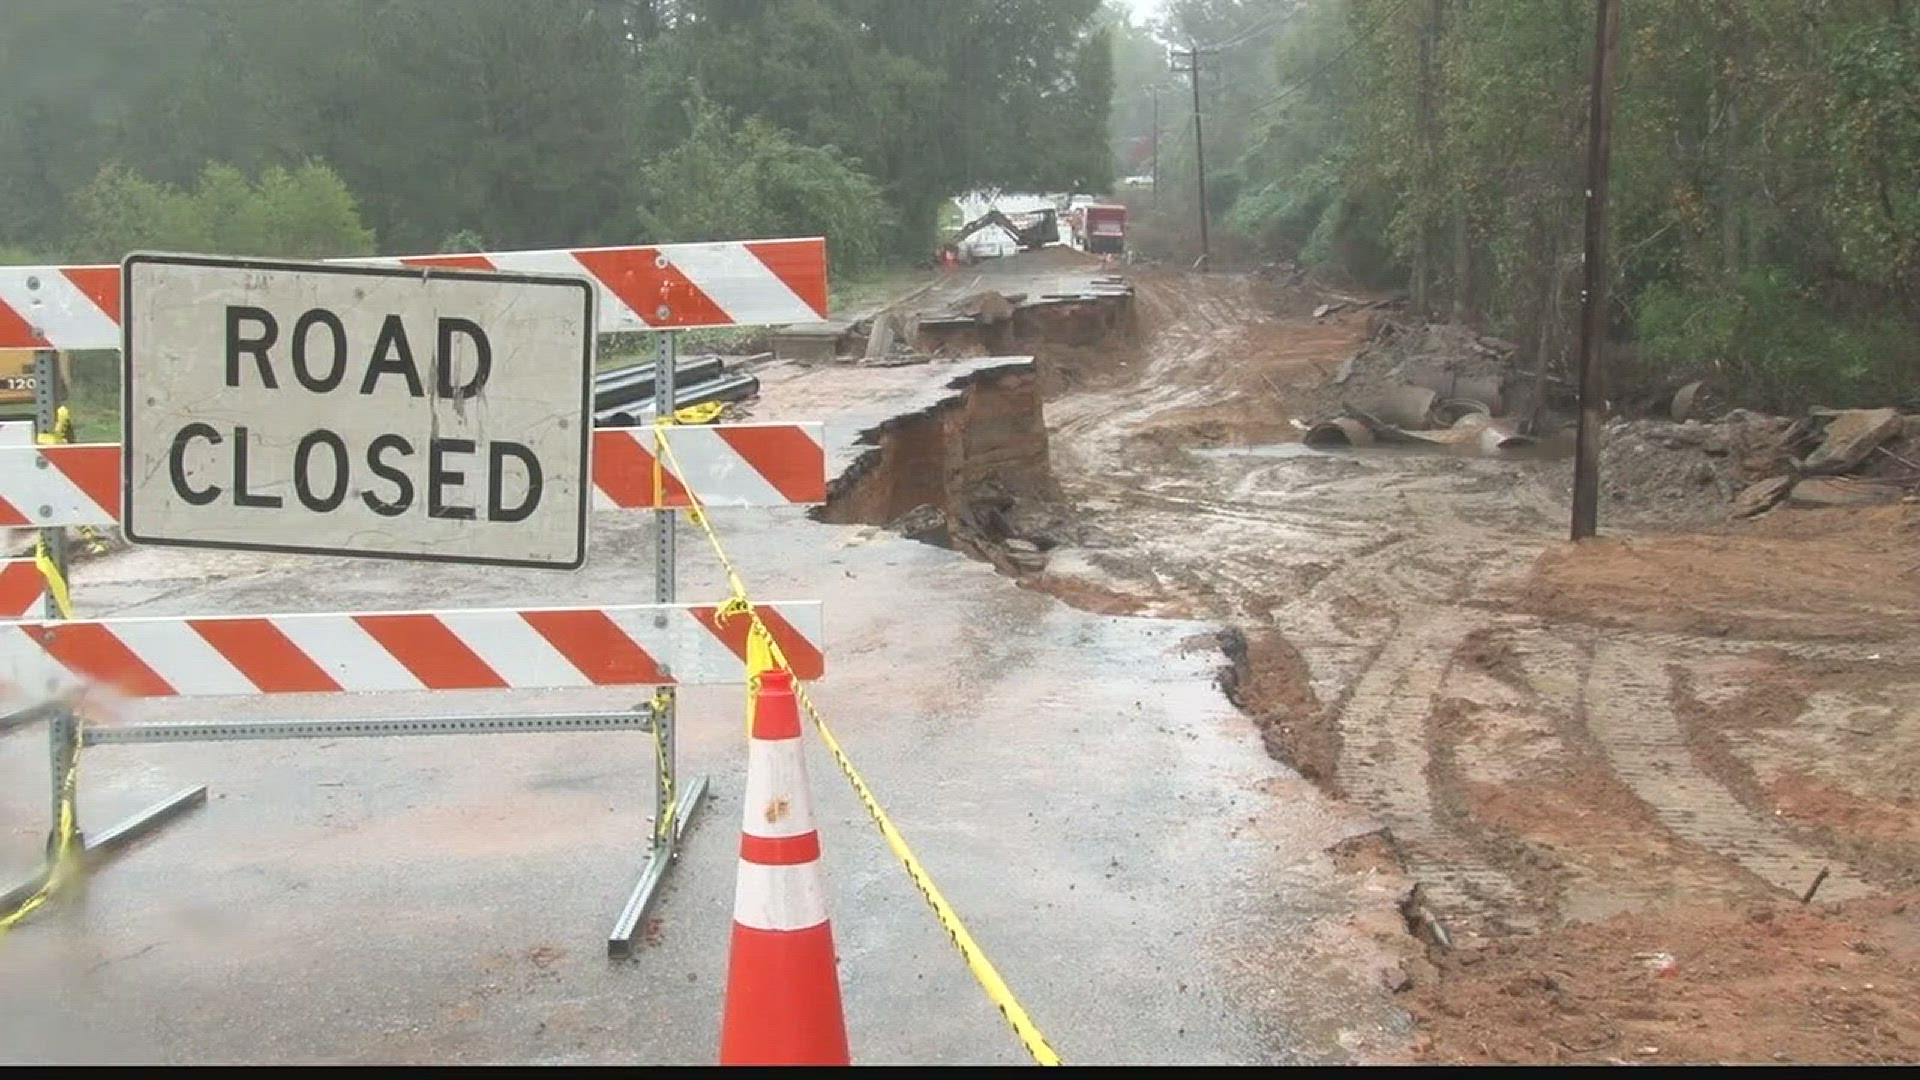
[{"xmin": 0, "ymin": 358, "xmax": 1406, "ymax": 1064}]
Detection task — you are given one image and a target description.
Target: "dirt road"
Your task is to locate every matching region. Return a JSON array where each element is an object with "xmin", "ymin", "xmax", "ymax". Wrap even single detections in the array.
[{"xmin": 864, "ymin": 253, "xmax": 1920, "ymax": 1064}]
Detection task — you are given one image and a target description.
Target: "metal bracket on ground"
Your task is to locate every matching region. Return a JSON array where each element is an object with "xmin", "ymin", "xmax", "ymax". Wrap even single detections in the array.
[{"xmin": 1, "ymin": 701, "xmax": 208, "ymax": 921}]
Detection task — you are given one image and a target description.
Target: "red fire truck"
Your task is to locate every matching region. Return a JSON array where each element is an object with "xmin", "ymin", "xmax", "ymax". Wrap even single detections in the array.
[{"xmin": 1068, "ymin": 202, "xmax": 1127, "ymax": 255}]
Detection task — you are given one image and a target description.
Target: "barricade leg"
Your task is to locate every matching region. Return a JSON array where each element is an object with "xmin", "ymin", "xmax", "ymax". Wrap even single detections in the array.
[
  {"xmin": 58, "ymin": 705, "xmax": 210, "ymax": 870},
  {"xmin": 607, "ymin": 331, "xmax": 712, "ymax": 959},
  {"xmin": 605, "ymin": 768, "xmax": 710, "ymax": 959},
  {"xmin": 81, "ymin": 786, "xmax": 209, "ymax": 862},
  {"xmin": 0, "ymin": 702, "xmax": 206, "ymax": 924}
]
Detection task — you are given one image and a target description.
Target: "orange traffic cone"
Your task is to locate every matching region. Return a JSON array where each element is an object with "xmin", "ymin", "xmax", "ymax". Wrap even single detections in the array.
[{"xmin": 718, "ymin": 668, "xmax": 850, "ymax": 1065}]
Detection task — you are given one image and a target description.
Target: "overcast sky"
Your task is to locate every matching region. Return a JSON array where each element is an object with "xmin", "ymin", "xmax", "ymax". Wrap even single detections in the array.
[{"xmin": 1121, "ymin": 0, "xmax": 1163, "ymax": 26}]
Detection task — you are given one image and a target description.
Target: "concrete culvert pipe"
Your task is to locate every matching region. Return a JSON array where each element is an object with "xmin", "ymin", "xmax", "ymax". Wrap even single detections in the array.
[
  {"xmin": 1434, "ymin": 398, "xmax": 1492, "ymax": 426},
  {"xmin": 1345, "ymin": 385, "xmax": 1438, "ymax": 429},
  {"xmin": 1303, "ymin": 417, "xmax": 1376, "ymax": 448}
]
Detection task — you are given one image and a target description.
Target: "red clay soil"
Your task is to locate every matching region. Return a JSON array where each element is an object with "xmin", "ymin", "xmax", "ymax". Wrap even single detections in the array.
[
  {"xmin": 828, "ymin": 257, "xmax": 1920, "ymax": 1064},
  {"xmin": 1398, "ymin": 892, "xmax": 1920, "ymax": 1064}
]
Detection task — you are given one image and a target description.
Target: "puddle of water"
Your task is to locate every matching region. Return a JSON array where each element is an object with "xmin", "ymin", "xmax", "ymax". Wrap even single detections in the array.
[
  {"xmin": 1192, "ymin": 432, "xmax": 1576, "ymax": 463},
  {"xmin": 1191, "ymin": 443, "xmax": 1330, "ymax": 461}
]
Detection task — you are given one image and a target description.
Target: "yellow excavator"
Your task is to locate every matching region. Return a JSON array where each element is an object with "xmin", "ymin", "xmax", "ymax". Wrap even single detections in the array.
[{"xmin": 0, "ymin": 349, "xmax": 65, "ymax": 417}]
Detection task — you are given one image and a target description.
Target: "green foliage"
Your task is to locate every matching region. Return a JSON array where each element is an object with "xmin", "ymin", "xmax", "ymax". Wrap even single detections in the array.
[
  {"xmin": 1104, "ymin": 2, "xmax": 1180, "ymax": 177},
  {"xmin": 62, "ymin": 351, "xmax": 121, "ymax": 442},
  {"xmin": 1170, "ymin": 0, "xmax": 1920, "ymax": 410},
  {"xmin": 636, "ymin": 101, "xmax": 896, "ymax": 273},
  {"xmin": 246, "ymin": 164, "xmax": 378, "ymax": 258},
  {"xmin": 1824, "ymin": 18, "xmax": 1920, "ymax": 291},
  {"xmin": 438, "ymin": 229, "xmax": 487, "ymax": 256},
  {"xmin": 1633, "ymin": 269, "xmax": 1913, "ymax": 411},
  {"xmin": 68, "ymin": 161, "xmax": 375, "ymax": 262},
  {"xmin": 632, "ymin": 0, "xmax": 1112, "ymax": 257},
  {"xmin": 67, "ymin": 166, "xmax": 205, "ymax": 259},
  {"xmin": 0, "ymin": 0, "xmax": 1114, "ymax": 267}
]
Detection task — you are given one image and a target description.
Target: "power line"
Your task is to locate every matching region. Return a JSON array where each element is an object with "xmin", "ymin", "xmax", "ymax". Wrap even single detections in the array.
[
  {"xmin": 1194, "ymin": 10, "xmax": 1292, "ymax": 52},
  {"xmin": 1245, "ymin": 0, "xmax": 1412, "ymax": 120},
  {"xmin": 1145, "ymin": 7, "xmax": 1288, "ymax": 54}
]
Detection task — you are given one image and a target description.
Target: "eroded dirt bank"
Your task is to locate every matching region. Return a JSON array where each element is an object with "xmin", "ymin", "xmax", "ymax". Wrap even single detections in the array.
[{"xmin": 822, "ymin": 251, "xmax": 1920, "ymax": 1064}]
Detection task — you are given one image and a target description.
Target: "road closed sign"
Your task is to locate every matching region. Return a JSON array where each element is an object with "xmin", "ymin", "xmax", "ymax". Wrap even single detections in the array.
[{"xmin": 121, "ymin": 254, "xmax": 594, "ymax": 569}]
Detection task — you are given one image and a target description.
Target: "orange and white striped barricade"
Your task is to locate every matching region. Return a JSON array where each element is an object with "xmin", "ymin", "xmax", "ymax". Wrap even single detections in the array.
[
  {"xmin": 0, "ymin": 427, "xmax": 829, "ymax": 530},
  {"xmin": 0, "ymin": 239, "xmax": 828, "ymax": 349},
  {"xmin": 0, "ymin": 559, "xmax": 47, "ymax": 620},
  {"xmin": 0, "ymin": 243, "xmax": 829, "ymax": 956}
]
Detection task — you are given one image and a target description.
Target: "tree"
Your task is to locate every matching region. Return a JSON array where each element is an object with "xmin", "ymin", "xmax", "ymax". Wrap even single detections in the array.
[
  {"xmin": 1217, "ymin": 0, "xmax": 1920, "ymax": 409},
  {"xmin": 1, "ymin": 0, "xmax": 1116, "ymax": 268},
  {"xmin": 0, "ymin": 0, "xmax": 642, "ymax": 254},
  {"xmin": 638, "ymin": 0, "xmax": 1115, "ymax": 255},
  {"xmin": 636, "ymin": 101, "xmax": 895, "ymax": 273},
  {"xmin": 1105, "ymin": 3, "xmax": 1182, "ymax": 181}
]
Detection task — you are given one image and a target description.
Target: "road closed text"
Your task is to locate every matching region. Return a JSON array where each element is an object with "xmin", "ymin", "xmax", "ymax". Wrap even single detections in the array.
[
  {"xmin": 123, "ymin": 256, "xmax": 593, "ymax": 568},
  {"xmin": 161, "ymin": 307, "xmax": 545, "ymax": 522}
]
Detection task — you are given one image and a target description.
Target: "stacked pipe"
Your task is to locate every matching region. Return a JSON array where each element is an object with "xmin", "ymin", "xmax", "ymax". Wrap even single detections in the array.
[{"xmin": 592, "ymin": 353, "xmax": 762, "ymax": 428}]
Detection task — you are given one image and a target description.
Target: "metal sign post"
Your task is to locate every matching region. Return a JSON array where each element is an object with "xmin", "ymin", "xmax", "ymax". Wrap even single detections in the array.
[
  {"xmin": 32, "ymin": 350, "xmax": 65, "ymax": 620},
  {"xmin": 607, "ymin": 331, "xmax": 711, "ymax": 958},
  {"xmin": 3, "ymin": 353, "xmax": 207, "ymax": 900},
  {"xmin": 32, "ymin": 351, "xmax": 75, "ymax": 854}
]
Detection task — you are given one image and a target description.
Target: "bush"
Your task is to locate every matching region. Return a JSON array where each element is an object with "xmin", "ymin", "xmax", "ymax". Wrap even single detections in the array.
[
  {"xmin": 635, "ymin": 100, "xmax": 895, "ymax": 274},
  {"xmin": 1630, "ymin": 269, "xmax": 1916, "ymax": 411},
  {"xmin": 68, "ymin": 160, "xmax": 375, "ymax": 262}
]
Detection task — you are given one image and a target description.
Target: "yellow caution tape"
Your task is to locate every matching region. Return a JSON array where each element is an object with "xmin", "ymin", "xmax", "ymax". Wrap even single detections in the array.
[
  {"xmin": 655, "ymin": 433, "xmax": 1064, "ymax": 1066},
  {"xmin": 0, "ymin": 718, "xmax": 81, "ymax": 935},
  {"xmin": 646, "ymin": 689, "xmax": 677, "ymax": 843},
  {"xmin": 33, "ymin": 536, "xmax": 73, "ymax": 620},
  {"xmin": 33, "ymin": 404, "xmax": 73, "ymax": 446},
  {"xmin": 646, "ymin": 401, "xmax": 733, "ymax": 509},
  {"xmin": 672, "ymin": 400, "xmax": 726, "ymax": 425}
]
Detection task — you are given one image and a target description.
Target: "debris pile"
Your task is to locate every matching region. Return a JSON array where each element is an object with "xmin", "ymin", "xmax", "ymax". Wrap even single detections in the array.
[
  {"xmin": 1573, "ymin": 407, "xmax": 1919, "ymax": 525},
  {"xmin": 1731, "ymin": 407, "xmax": 1920, "ymax": 516},
  {"xmin": 1301, "ymin": 318, "xmax": 1533, "ymax": 450},
  {"xmin": 1583, "ymin": 412, "xmax": 1788, "ymax": 525}
]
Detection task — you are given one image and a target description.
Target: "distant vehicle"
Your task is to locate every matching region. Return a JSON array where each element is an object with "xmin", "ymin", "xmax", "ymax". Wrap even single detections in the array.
[
  {"xmin": 948, "ymin": 206, "xmax": 1060, "ymax": 262},
  {"xmin": 1067, "ymin": 202, "xmax": 1128, "ymax": 255},
  {"xmin": 954, "ymin": 224, "xmax": 1020, "ymax": 261},
  {"xmin": 1119, "ymin": 175, "xmax": 1154, "ymax": 188}
]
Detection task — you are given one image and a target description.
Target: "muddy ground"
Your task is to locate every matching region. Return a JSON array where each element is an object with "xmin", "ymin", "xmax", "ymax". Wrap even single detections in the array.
[{"xmin": 829, "ymin": 251, "xmax": 1920, "ymax": 1064}]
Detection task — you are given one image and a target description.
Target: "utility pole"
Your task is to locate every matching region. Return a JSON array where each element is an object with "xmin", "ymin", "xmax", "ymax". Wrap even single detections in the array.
[
  {"xmin": 1570, "ymin": 0, "xmax": 1620, "ymax": 541},
  {"xmin": 1413, "ymin": 1, "xmax": 1437, "ymax": 317},
  {"xmin": 1150, "ymin": 87, "xmax": 1160, "ymax": 207},
  {"xmin": 1173, "ymin": 44, "xmax": 1211, "ymax": 269}
]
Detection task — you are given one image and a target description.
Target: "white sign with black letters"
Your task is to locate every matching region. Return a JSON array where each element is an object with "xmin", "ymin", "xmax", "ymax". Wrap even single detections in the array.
[{"xmin": 122, "ymin": 254, "xmax": 594, "ymax": 569}]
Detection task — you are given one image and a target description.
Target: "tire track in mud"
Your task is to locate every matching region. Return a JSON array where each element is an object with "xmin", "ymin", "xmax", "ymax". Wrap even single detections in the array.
[
  {"xmin": 1332, "ymin": 606, "xmax": 1540, "ymax": 932},
  {"xmin": 1582, "ymin": 641, "xmax": 1875, "ymax": 901},
  {"xmin": 1290, "ymin": 531, "xmax": 1554, "ymax": 933},
  {"xmin": 1027, "ymin": 266, "xmax": 1901, "ymax": 941}
]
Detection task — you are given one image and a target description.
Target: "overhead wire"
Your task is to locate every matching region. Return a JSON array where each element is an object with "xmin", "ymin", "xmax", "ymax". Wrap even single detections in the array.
[
  {"xmin": 1245, "ymin": 0, "xmax": 1413, "ymax": 119},
  {"xmin": 1191, "ymin": 10, "xmax": 1292, "ymax": 52}
]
